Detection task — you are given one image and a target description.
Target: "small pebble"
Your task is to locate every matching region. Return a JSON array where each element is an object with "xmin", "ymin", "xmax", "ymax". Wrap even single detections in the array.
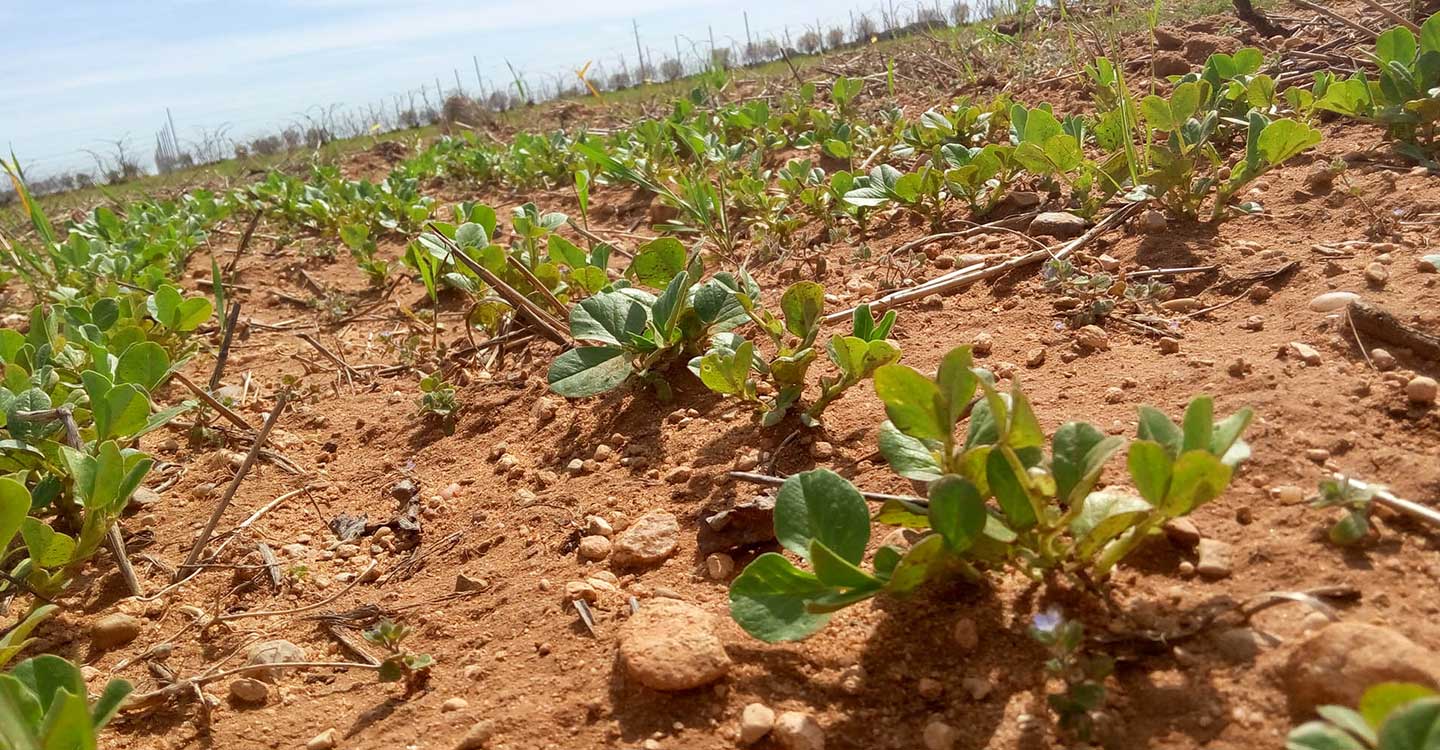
[
  {"xmin": 739, "ymin": 703, "xmax": 776, "ymax": 745},
  {"xmin": 772, "ymin": 711, "xmax": 825, "ymax": 750},
  {"xmin": 1308, "ymin": 291, "xmax": 1360, "ymax": 312},
  {"xmin": 306, "ymin": 729, "xmax": 338, "ymax": 750},
  {"xmin": 705, "ymin": 553, "xmax": 735, "ymax": 580},
  {"xmin": 577, "ymin": 535, "xmax": 612, "ymax": 561},
  {"xmin": 923, "ymin": 720, "xmax": 959, "ymax": 750},
  {"xmin": 1406, "ymin": 376, "xmax": 1438, "ymax": 405}
]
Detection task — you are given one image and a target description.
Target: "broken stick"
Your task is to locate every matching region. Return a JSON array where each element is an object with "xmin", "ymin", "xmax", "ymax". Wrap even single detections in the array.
[
  {"xmin": 177, "ymin": 392, "xmax": 289, "ymax": 580},
  {"xmin": 1347, "ymin": 299, "xmax": 1440, "ymax": 361},
  {"xmin": 824, "ymin": 202, "xmax": 1142, "ymax": 323}
]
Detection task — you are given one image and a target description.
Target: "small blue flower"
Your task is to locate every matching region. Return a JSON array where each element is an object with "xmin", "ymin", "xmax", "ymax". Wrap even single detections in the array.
[{"xmin": 1032, "ymin": 606, "xmax": 1064, "ymax": 635}]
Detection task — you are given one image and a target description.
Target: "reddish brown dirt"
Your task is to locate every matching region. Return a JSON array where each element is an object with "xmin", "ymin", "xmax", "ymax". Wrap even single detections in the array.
[{"xmin": 15, "ymin": 7, "xmax": 1440, "ymax": 750}]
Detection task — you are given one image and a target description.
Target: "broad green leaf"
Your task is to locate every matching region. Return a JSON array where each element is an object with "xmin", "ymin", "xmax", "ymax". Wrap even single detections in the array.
[
  {"xmin": 728, "ymin": 553, "xmax": 834, "ymax": 642},
  {"xmin": 1376, "ymin": 697, "xmax": 1440, "ymax": 750},
  {"xmin": 1142, "ymin": 95, "xmax": 1176, "ymax": 132},
  {"xmin": 694, "ymin": 340, "xmax": 753, "ymax": 395},
  {"xmin": 779, "ymin": 282, "xmax": 825, "ymax": 338},
  {"xmin": 569, "ymin": 292, "xmax": 648, "ymax": 346},
  {"xmin": 1006, "ymin": 382, "xmax": 1044, "ymax": 449},
  {"xmin": 1361, "ymin": 683, "xmax": 1438, "ymax": 730},
  {"xmin": 1052, "ymin": 422, "xmax": 1125, "ymax": 506},
  {"xmin": 774, "ymin": 469, "xmax": 870, "ymax": 564},
  {"xmin": 828, "ymin": 336, "xmax": 899, "ymax": 380},
  {"xmin": 570, "ymin": 266, "xmax": 609, "ymax": 295},
  {"xmin": 94, "ymin": 383, "xmax": 150, "ymax": 443},
  {"xmin": 91, "ymin": 679, "xmax": 133, "ymax": 730},
  {"xmin": 874, "ymin": 365, "xmax": 946, "ymax": 442},
  {"xmin": 1137, "ymin": 406, "xmax": 1183, "ymax": 458},
  {"xmin": 809, "ymin": 539, "xmax": 880, "ymax": 589},
  {"xmin": 627, "ymin": 237, "xmax": 687, "ymax": 288},
  {"xmin": 1181, "ymin": 397, "xmax": 1214, "ymax": 454},
  {"xmin": 0, "ymin": 605, "xmax": 57, "ymax": 671},
  {"xmin": 6, "ymin": 389, "xmax": 53, "ymax": 443},
  {"xmin": 1211, "ymin": 407, "xmax": 1254, "ymax": 458},
  {"xmin": 872, "ymin": 546, "xmax": 903, "ymax": 580},
  {"xmin": 19, "ymin": 518, "xmax": 74, "ymax": 568},
  {"xmin": 1287, "ymin": 722, "xmax": 1367, "ymax": 750},
  {"xmin": 37, "ymin": 687, "xmax": 94, "ymax": 750},
  {"xmin": 546, "ymin": 346, "xmax": 633, "ymax": 397},
  {"xmin": 877, "ymin": 421, "xmax": 942, "ymax": 481},
  {"xmin": 1161, "ymin": 450, "xmax": 1232, "ymax": 516},
  {"xmin": 0, "ymin": 330, "xmax": 25, "ymax": 362},
  {"xmin": 886, "ymin": 533, "xmax": 947, "ymax": 593},
  {"xmin": 1378, "ymin": 27, "xmax": 1418, "ymax": 68},
  {"xmin": 454, "ymin": 222, "xmax": 489, "ymax": 249},
  {"xmin": 987, "ymin": 447, "xmax": 1036, "ymax": 530},
  {"xmin": 147, "ymin": 285, "xmax": 181, "ymax": 326},
  {"xmin": 1320, "ymin": 707, "xmax": 1377, "ymax": 747},
  {"xmin": 875, "ymin": 497, "xmax": 932, "ymax": 528},
  {"xmin": 546, "ymin": 235, "xmax": 586, "ymax": 268},
  {"xmin": 935, "ymin": 347, "xmax": 977, "ymax": 430},
  {"xmin": 927, "ymin": 475, "xmax": 986, "ymax": 552},
  {"xmin": 1071, "ymin": 490, "xmax": 1153, "ymax": 558},
  {"xmin": 1128, "ymin": 440, "xmax": 1173, "ymax": 507},
  {"xmin": 10, "ymin": 656, "xmax": 83, "ymax": 720},
  {"xmin": 0, "ymin": 478, "xmax": 30, "ymax": 552},
  {"xmin": 1423, "ymin": 12, "xmax": 1440, "ymax": 56},
  {"xmin": 115, "ymin": 342, "xmax": 170, "ymax": 392},
  {"xmin": 1257, "ymin": 119, "xmax": 1322, "ymax": 167}
]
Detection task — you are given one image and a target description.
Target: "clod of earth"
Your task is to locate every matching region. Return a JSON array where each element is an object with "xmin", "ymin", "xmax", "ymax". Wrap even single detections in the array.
[
  {"xmin": 244, "ymin": 639, "xmax": 308, "ymax": 682},
  {"xmin": 618, "ymin": 599, "xmax": 731, "ymax": 691},
  {"xmin": 90, "ymin": 613, "xmax": 142, "ymax": 650},
  {"xmin": 611, "ymin": 510, "xmax": 679, "ymax": 566},
  {"xmin": 1283, "ymin": 622, "xmax": 1440, "ymax": 713}
]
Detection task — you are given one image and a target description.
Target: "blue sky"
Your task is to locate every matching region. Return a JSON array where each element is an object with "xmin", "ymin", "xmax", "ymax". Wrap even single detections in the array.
[{"xmin": 2, "ymin": 0, "xmax": 913, "ymax": 178}]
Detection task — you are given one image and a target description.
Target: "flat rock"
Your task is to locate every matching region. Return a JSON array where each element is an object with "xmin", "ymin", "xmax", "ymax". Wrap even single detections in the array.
[
  {"xmin": 1030, "ymin": 211, "xmax": 1087, "ymax": 239},
  {"xmin": 612, "ymin": 511, "xmax": 679, "ymax": 567},
  {"xmin": 244, "ymin": 639, "xmax": 308, "ymax": 683},
  {"xmin": 1163, "ymin": 518, "xmax": 1201, "ymax": 550},
  {"xmin": 1287, "ymin": 342, "xmax": 1322, "ymax": 366},
  {"xmin": 228, "ymin": 677, "xmax": 269, "ymax": 704},
  {"xmin": 1283, "ymin": 623, "xmax": 1440, "ymax": 712},
  {"xmin": 1308, "ymin": 291, "xmax": 1360, "ymax": 312},
  {"xmin": 91, "ymin": 614, "xmax": 142, "ymax": 650},
  {"xmin": 455, "ymin": 573, "xmax": 489, "ymax": 592},
  {"xmin": 1196, "ymin": 538, "xmax": 1232, "ymax": 579},
  {"xmin": 618, "ymin": 599, "xmax": 730, "ymax": 691},
  {"xmin": 306, "ymin": 729, "xmax": 337, "ymax": 750},
  {"xmin": 457, "ymin": 719, "xmax": 497, "ymax": 749}
]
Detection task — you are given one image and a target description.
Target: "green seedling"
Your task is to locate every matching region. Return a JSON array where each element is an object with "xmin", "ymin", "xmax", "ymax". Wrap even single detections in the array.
[
  {"xmin": 547, "ymin": 239, "xmax": 747, "ymax": 399},
  {"xmin": 1309, "ymin": 13, "xmax": 1440, "ymax": 163},
  {"xmin": 690, "ymin": 275, "xmax": 900, "ymax": 426},
  {"xmin": 418, "ymin": 373, "xmax": 459, "ymax": 434},
  {"xmin": 0, "ymin": 654, "xmax": 132, "ymax": 749},
  {"xmin": 1312, "ymin": 476, "xmax": 1381, "ymax": 546},
  {"xmin": 1031, "ymin": 608, "xmax": 1113, "ymax": 743},
  {"xmin": 1288, "ymin": 682, "xmax": 1440, "ymax": 750},
  {"xmin": 728, "ymin": 345, "xmax": 1253, "ymax": 643},
  {"xmin": 364, "ymin": 619, "xmax": 434, "ymax": 697}
]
